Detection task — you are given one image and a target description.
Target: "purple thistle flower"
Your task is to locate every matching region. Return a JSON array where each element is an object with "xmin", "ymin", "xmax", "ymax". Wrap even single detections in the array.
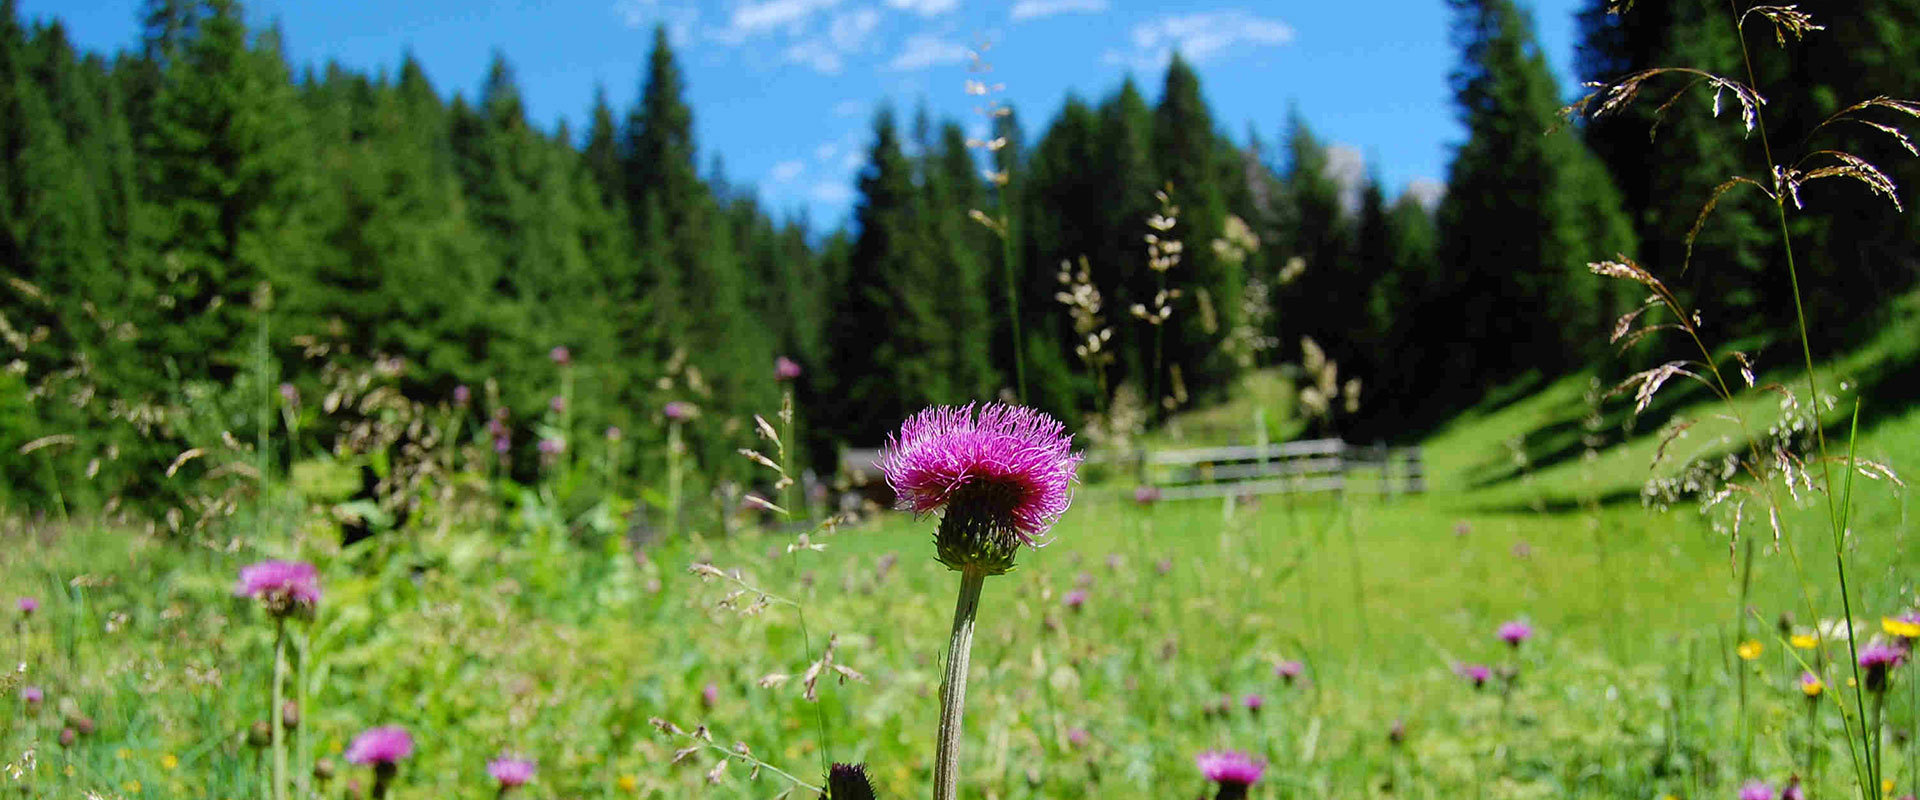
[
  {"xmin": 279, "ymin": 383, "xmax": 299, "ymax": 405},
  {"xmin": 1498, "ymin": 619, "xmax": 1533, "ymax": 647},
  {"xmin": 877, "ymin": 403, "xmax": 1081, "ymax": 546},
  {"xmin": 549, "ymin": 346, "xmax": 571, "ymax": 366},
  {"xmin": 345, "ymin": 726, "xmax": 413, "ymax": 766},
  {"xmin": 702, "ymin": 682, "xmax": 720, "ymax": 709},
  {"xmin": 538, "ymin": 437, "xmax": 565, "ymax": 456},
  {"xmin": 663, "ymin": 401, "xmax": 694, "ymax": 422},
  {"xmin": 1860, "ymin": 642, "xmax": 1906, "ymax": 693},
  {"xmin": 1782, "ymin": 777, "xmax": 1805, "ymax": 800},
  {"xmin": 487, "ymin": 754, "xmax": 536, "ymax": 788},
  {"xmin": 606, "ymin": 426, "xmax": 623, "ymax": 441},
  {"xmin": 1067, "ymin": 727, "xmax": 1089, "ymax": 748},
  {"xmin": 1156, "ymin": 558, "xmax": 1173, "ymax": 576},
  {"xmin": 1063, "ymin": 589, "xmax": 1088, "ymax": 611},
  {"xmin": 19, "ymin": 686, "xmax": 43, "ymax": 707},
  {"xmin": 1274, "ymin": 660, "xmax": 1304, "ymax": 683},
  {"xmin": 549, "ymin": 396, "xmax": 566, "ymax": 414},
  {"xmin": 1738, "ymin": 780, "xmax": 1776, "ymax": 800},
  {"xmin": 1454, "ymin": 662, "xmax": 1493, "ymax": 689},
  {"xmin": 775, "ymin": 356, "xmax": 802, "ymax": 381},
  {"xmin": 1196, "ymin": 750, "xmax": 1265, "ymax": 789},
  {"xmin": 1133, "ymin": 485, "xmax": 1161, "ymax": 505},
  {"xmin": 1243, "ymin": 694, "xmax": 1264, "ymax": 713},
  {"xmin": 16, "ymin": 597, "xmax": 37, "ymax": 616},
  {"xmin": 235, "ymin": 561, "xmax": 321, "ymax": 616},
  {"xmin": 453, "ymin": 384, "xmax": 471, "ymax": 405},
  {"xmin": 494, "ymin": 435, "xmax": 512, "ymax": 455}
]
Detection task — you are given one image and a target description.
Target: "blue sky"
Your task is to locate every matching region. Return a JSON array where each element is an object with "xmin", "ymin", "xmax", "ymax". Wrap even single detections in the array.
[{"xmin": 22, "ymin": 0, "xmax": 1588, "ymax": 228}]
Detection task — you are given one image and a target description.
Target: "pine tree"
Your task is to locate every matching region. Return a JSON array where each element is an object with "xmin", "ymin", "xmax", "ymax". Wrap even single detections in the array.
[{"xmin": 1150, "ymin": 54, "xmax": 1241, "ymax": 408}]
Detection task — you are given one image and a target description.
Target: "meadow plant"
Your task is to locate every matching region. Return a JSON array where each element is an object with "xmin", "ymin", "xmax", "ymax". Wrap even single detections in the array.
[
  {"xmin": 344, "ymin": 725, "xmax": 413, "ymax": 799},
  {"xmin": 1195, "ymin": 750, "xmax": 1264, "ymax": 800},
  {"xmin": 877, "ymin": 403, "xmax": 1080, "ymax": 800},
  {"xmin": 486, "ymin": 753, "xmax": 535, "ymax": 795},
  {"xmin": 1498, "ymin": 619, "xmax": 1533, "ymax": 647},
  {"xmin": 1739, "ymin": 779, "xmax": 1777, "ymax": 800},
  {"xmin": 235, "ymin": 559, "xmax": 318, "ymax": 800}
]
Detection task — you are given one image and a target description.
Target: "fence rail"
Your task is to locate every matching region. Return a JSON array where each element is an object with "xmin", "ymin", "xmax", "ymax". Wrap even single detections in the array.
[{"xmin": 1142, "ymin": 438, "xmax": 1424, "ymax": 500}]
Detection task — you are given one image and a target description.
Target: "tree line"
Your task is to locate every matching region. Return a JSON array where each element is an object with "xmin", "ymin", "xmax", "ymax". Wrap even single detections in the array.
[{"xmin": 2, "ymin": 0, "xmax": 1915, "ymax": 511}]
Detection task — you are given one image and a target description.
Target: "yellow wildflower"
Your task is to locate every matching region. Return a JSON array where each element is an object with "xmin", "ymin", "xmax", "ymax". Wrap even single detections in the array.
[
  {"xmin": 1790, "ymin": 634, "xmax": 1818, "ymax": 649},
  {"xmin": 122, "ymin": 780, "xmax": 142, "ymax": 794},
  {"xmin": 1882, "ymin": 617, "xmax": 1920, "ymax": 639},
  {"xmin": 617, "ymin": 774, "xmax": 639, "ymax": 792},
  {"xmin": 1801, "ymin": 676, "xmax": 1824, "ymax": 697},
  {"xmin": 162, "ymin": 754, "xmax": 179, "ymax": 771},
  {"xmin": 1736, "ymin": 640, "xmax": 1763, "ymax": 661},
  {"xmin": 1885, "ymin": 778, "xmax": 1897, "ymax": 795}
]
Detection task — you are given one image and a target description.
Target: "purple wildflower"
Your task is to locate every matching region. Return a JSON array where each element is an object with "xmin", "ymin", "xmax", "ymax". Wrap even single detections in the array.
[
  {"xmin": 606, "ymin": 426, "xmax": 623, "ymax": 441},
  {"xmin": 487, "ymin": 754, "xmax": 536, "ymax": 788},
  {"xmin": 1067, "ymin": 727, "xmax": 1089, "ymax": 748},
  {"xmin": 1133, "ymin": 485, "xmax": 1161, "ymax": 505},
  {"xmin": 453, "ymin": 384, "xmax": 471, "ymax": 405},
  {"xmin": 1782, "ymin": 777, "xmax": 1805, "ymax": 800},
  {"xmin": 549, "ymin": 396, "xmax": 566, "ymax": 414},
  {"xmin": 279, "ymin": 383, "xmax": 299, "ymax": 405},
  {"xmin": 1275, "ymin": 660, "xmax": 1304, "ymax": 684},
  {"xmin": 345, "ymin": 726, "xmax": 413, "ymax": 765},
  {"xmin": 1156, "ymin": 558, "xmax": 1173, "ymax": 576},
  {"xmin": 19, "ymin": 686, "xmax": 42, "ymax": 707},
  {"xmin": 877, "ymin": 403, "xmax": 1081, "ymax": 546},
  {"xmin": 549, "ymin": 346, "xmax": 571, "ymax": 366},
  {"xmin": 235, "ymin": 561, "xmax": 321, "ymax": 616},
  {"xmin": 664, "ymin": 401, "xmax": 694, "ymax": 422},
  {"xmin": 1860, "ymin": 642, "xmax": 1906, "ymax": 693},
  {"xmin": 1454, "ymin": 663, "xmax": 1493, "ymax": 689},
  {"xmin": 538, "ymin": 437, "xmax": 565, "ymax": 456},
  {"xmin": 16, "ymin": 597, "xmax": 36, "ymax": 616},
  {"xmin": 494, "ymin": 435, "xmax": 512, "ymax": 455},
  {"xmin": 702, "ymin": 682, "xmax": 720, "ymax": 709},
  {"xmin": 775, "ymin": 356, "xmax": 803, "ymax": 381},
  {"xmin": 1063, "ymin": 589, "xmax": 1087, "ymax": 611},
  {"xmin": 1498, "ymin": 619, "xmax": 1533, "ymax": 647},
  {"xmin": 1196, "ymin": 750, "xmax": 1265, "ymax": 792},
  {"xmin": 1738, "ymin": 780, "xmax": 1775, "ymax": 800},
  {"xmin": 1243, "ymin": 694, "xmax": 1264, "ymax": 714}
]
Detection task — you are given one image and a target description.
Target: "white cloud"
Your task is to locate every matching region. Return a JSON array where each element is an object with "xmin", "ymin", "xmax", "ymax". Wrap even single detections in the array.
[
  {"xmin": 784, "ymin": 40, "xmax": 847, "ymax": 73},
  {"xmin": 887, "ymin": 34, "xmax": 970, "ymax": 70},
  {"xmin": 771, "ymin": 159, "xmax": 807, "ymax": 182},
  {"xmin": 720, "ymin": 0, "xmax": 843, "ymax": 40},
  {"xmin": 1010, "ymin": 0, "xmax": 1106, "ymax": 22},
  {"xmin": 1323, "ymin": 144, "xmax": 1366, "ymax": 217},
  {"xmin": 1405, "ymin": 178, "xmax": 1445, "ymax": 211},
  {"xmin": 1106, "ymin": 10, "xmax": 1293, "ymax": 71},
  {"xmin": 767, "ymin": 7, "xmax": 880, "ymax": 74},
  {"xmin": 811, "ymin": 181, "xmax": 858, "ymax": 205},
  {"xmin": 829, "ymin": 7, "xmax": 881, "ymax": 49},
  {"xmin": 884, "ymin": 0, "xmax": 959, "ymax": 15},
  {"xmin": 615, "ymin": 0, "xmax": 702, "ymax": 42},
  {"xmin": 831, "ymin": 99, "xmax": 865, "ymax": 117}
]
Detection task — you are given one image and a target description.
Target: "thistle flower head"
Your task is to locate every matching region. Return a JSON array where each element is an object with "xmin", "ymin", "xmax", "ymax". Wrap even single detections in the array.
[
  {"xmin": 1274, "ymin": 660, "xmax": 1304, "ymax": 682},
  {"xmin": 487, "ymin": 754, "xmax": 535, "ymax": 788},
  {"xmin": 549, "ymin": 346, "xmax": 571, "ymax": 365},
  {"xmin": 1063, "ymin": 588, "xmax": 1088, "ymax": 610},
  {"xmin": 19, "ymin": 686, "xmax": 42, "ymax": 706},
  {"xmin": 344, "ymin": 726, "xmax": 413, "ymax": 766},
  {"xmin": 1498, "ymin": 619, "xmax": 1533, "ymax": 646},
  {"xmin": 1782, "ymin": 777, "xmax": 1806, "ymax": 800},
  {"xmin": 824, "ymin": 762, "xmax": 876, "ymax": 800},
  {"xmin": 1133, "ymin": 485, "xmax": 1161, "ymax": 505},
  {"xmin": 279, "ymin": 383, "xmax": 299, "ymax": 404},
  {"xmin": 1196, "ymin": 750, "xmax": 1264, "ymax": 787},
  {"xmin": 538, "ymin": 437, "xmax": 565, "ymax": 455},
  {"xmin": 235, "ymin": 561, "xmax": 321, "ymax": 617},
  {"xmin": 16, "ymin": 596, "xmax": 37, "ymax": 616},
  {"xmin": 1242, "ymin": 694, "xmax": 1264, "ymax": 713},
  {"xmin": 878, "ymin": 403, "xmax": 1081, "ymax": 574},
  {"xmin": 1799, "ymin": 671, "xmax": 1824, "ymax": 697},
  {"xmin": 1454, "ymin": 662, "xmax": 1493, "ymax": 689},
  {"xmin": 1860, "ymin": 642, "xmax": 1906, "ymax": 692},
  {"xmin": 453, "ymin": 384, "xmax": 471, "ymax": 405},
  {"xmin": 664, "ymin": 401, "xmax": 695, "ymax": 422},
  {"xmin": 1738, "ymin": 780, "xmax": 1775, "ymax": 800},
  {"xmin": 775, "ymin": 356, "xmax": 803, "ymax": 381}
]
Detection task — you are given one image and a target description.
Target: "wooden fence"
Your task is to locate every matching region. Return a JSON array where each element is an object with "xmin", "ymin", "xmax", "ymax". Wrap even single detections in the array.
[{"xmin": 1141, "ymin": 439, "xmax": 1425, "ymax": 500}]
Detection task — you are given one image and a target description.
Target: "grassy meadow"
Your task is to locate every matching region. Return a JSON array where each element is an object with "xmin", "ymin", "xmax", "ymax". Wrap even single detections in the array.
[{"xmin": 4, "ymin": 322, "xmax": 1917, "ymax": 800}]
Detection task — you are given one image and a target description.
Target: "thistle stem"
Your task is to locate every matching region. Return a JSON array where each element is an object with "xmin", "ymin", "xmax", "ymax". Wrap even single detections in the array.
[
  {"xmin": 934, "ymin": 570, "xmax": 987, "ymax": 800},
  {"xmin": 271, "ymin": 618, "xmax": 287, "ymax": 800}
]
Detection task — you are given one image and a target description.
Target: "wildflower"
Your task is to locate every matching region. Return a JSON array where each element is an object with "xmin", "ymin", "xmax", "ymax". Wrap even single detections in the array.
[
  {"xmin": 1063, "ymin": 589, "xmax": 1087, "ymax": 611},
  {"xmin": 234, "ymin": 561, "xmax": 321, "ymax": 617},
  {"xmin": 617, "ymin": 774, "xmax": 639, "ymax": 791},
  {"xmin": 1156, "ymin": 558, "xmax": 1173, "ymax": 575},
  {"xmin": 1736, "ymin": 640, "xmax": 1764, "ymax": 661},
  {"xmin": 18, "ymin": 685, "xmax": 42, "ymax": 708},
  {"xmin": 664, "ymin": 401, "xmax": 694, "ymax": 422},
  {"xmin": 161, "ymin": 754, "xmax": 178, "ymax": 771},
  {"xmin": 879, "ymin": 403, "xmax": 1080, "ymax": 800},
  {"xmin": 347, "ymin": 726, "xmax": 412, "ymax": 800},
  {"xmin": 878, "ymin": 403, "xmax": 1081, "ymax": 573},
  {"xmin": 58, "ymin": 728, "xmax": 75, "ymax": 748},
  {"xmin": 1782, "ymin": 776, "xmax": 1806, "ymax": 800},
  {"xmin": 16, "ymin": 596, "xmax": 36, "ymax": 616},
  {"xmin": 1859, "ymin": 642, "xmax": 1906, "ymax": 693},
  {"xmin": 1498, "ymin": 619, "xmax": 1533, "ymax": 647},
  {"xmin": 1133, "ymin": 485, "xmax": 1161, "ymax": 505},
  {"xmin": 549, "ymin": 346, "xmax": 571, "ymax": 365},
  {"xmin": 775, "ymin": 356, "xmax": 803, "ymax": 381},
  {"xmin": 279, "ymin": 383, "xmax": 299, "ymax": 405},
  {"xmin": 1275, "ymin": 660, "xmax": 1304, "ymax": 684},
  {"xmin": 825, "ymin": 763, "xmax": 875, "ymax": 800},
  {"xmin": 1196, "ymin": 750, "xmax": 1264, "ymax": 800},
  {"xmin": 701, "ymin": 682, "xmax": 719, "ymax": 709},
  {"xmin": 1799, "ymin": 671, "xmax": 1824, "ymax": 698},
  {"xmin": 1388, "ymin": 719, "xmax": 1406, "ymax": 746},
  {"xmin": 1454, "ymin": 663, "xmax": 1493, "ymax": 690},
  {"xmin": 313, "ymin": 758, "xmax": 336, "ymax": 782},
  {"xmin": 487, "ymin": 754, "xmax": 536, "ymax": 790},
  {"xmin": 538, "ymin": 437, "xmax": 565, "ymax": 456},
  {"xmin": 549, "ymin": 396, "xmax": 566, "ymax": 414},
  {"xmin": 1882, "ymin": 614, "xmax": 1920, "ymax": 641},
  {"xmin": 1738, "ymin": 780, "xmax": 1775, "ymax": 800},
  {"xmin": 1243, "ymin": 694, "xmax": 1264, "ymax": 715},
  {"xmin": 1790, "ymin": 633, "xmax": 1818, "ymax": 650},
  {"xmin": 1510, "ymin": 540, "xmax": 1532, "ymax": 559},
  {"xmin": 606, "ymin": 426, "xmax": 623, "ymax": 442},
  {"xmin": 494, "ymin": 435, "xmax": 512, "ymax": 455},
  {"xmin": 1067, "ymin": 728, "xmax": 1089, "ymax": 748},
  {"xmin": 345, "ymin": 726, "xmax": 413, "ymax": 765},
  {"xmin": 453, "ymin": 384, "xmax": 471, "ymax": 405},
  {"xmin": 283, "ymin": 700, "xmax": 300, "ymax": 730}
]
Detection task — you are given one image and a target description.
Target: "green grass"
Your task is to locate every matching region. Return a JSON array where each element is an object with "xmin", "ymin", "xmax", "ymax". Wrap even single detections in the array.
[{"xmin": 5, "ymin": 310, "xmax": 1920, "ymax": 798}]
